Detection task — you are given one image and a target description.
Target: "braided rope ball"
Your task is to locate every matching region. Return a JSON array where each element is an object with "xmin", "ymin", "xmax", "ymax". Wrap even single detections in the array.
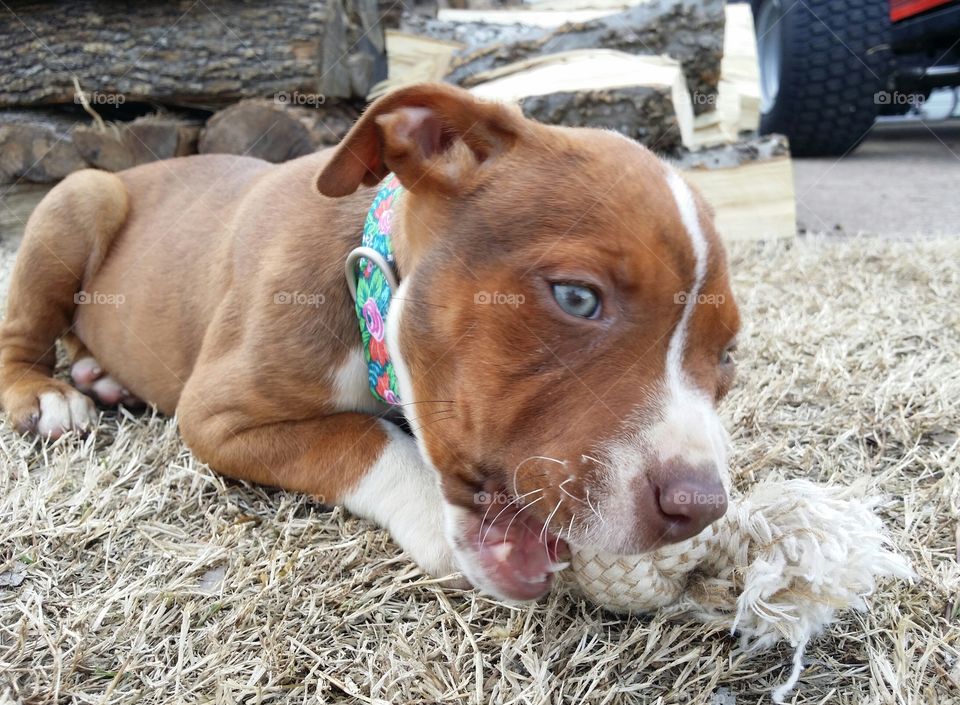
[{"xmin": 565, "ymin": 478, "xmax": 912, "ymax": 702}]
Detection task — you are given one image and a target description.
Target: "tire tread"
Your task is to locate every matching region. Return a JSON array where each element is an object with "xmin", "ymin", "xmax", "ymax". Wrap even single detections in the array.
[{"xmin": 757, "ymin": 0, "xmax": 891, "ymax": 157}]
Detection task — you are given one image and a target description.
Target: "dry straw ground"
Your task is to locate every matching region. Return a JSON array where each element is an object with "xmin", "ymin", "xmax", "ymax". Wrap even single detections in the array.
[{"xmin": 1, "ymin": 234, "xmax": 958, "ymax": 704}]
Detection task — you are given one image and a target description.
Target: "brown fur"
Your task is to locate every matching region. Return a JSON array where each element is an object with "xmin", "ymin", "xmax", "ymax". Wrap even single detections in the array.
[{"xmin": 0, "ymin": 83, "xmax": 739, "ymax": 555}]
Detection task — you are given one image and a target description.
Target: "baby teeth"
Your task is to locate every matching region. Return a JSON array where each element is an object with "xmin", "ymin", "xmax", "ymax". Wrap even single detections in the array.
[
  {"xmin": 547, "ymin": 561, "xmax": 570, "ymax": 573},
  {"xmin": 490, "ymin": 543, "xmax": 514, "ymax": 562},
  {"xmin": 520, "ymin": 573, "xmax": 549, "ymax": 585}
]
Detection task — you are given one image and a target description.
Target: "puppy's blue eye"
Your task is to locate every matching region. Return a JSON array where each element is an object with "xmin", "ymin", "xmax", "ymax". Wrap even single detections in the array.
[{"xmin": 552, "ymin": 283, "xmax": 600, "ymax": 319}]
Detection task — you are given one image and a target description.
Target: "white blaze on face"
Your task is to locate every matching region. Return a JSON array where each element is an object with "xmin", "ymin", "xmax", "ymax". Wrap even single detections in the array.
[
  {"xmin": 581, "ymin": 168, "xmax": 730, "ymax": 550},
  {"xmin": 648, "ymin": 170, "xmax": 729, "ymax": 470},
  {"xmin": 663, "ymin": 170, "xmax": 708, "ymax": 402}
]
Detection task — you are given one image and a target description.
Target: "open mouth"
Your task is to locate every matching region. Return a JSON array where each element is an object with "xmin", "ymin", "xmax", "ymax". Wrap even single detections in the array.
[{"xmin": 458, "ymin": 492, "xmax": 571, "ymax": 601}]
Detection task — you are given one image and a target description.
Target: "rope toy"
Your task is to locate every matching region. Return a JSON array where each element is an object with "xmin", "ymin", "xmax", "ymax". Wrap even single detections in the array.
[{"xmin": 565, "ymin": 478, "xmax": 912, "ymax": 702}]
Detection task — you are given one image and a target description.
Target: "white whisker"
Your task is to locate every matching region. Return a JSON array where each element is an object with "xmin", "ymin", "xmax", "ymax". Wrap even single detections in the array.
[
  {"xmin": 540, "ymin": 497, "xmax": 563, "ymax": 559},
  {"xmin": 479, "ymin": 488, "xmax": 543, "ymax": 547},
  {"xmin": 500, "ymin": 494, "xmax": 545, "ymax": 547},
  {"xmin": 584, "ymin": 487, "xmax": 603, "ymax": 522},
  {"xmin": 510, "ymin": 455, "xmax": 566, "ymax": 497},
  {"xmin": 558, "ymin": 476, "xmax": 589, "ymax": 505},
  {"xmin": 563, "ymin": 514, "xmax": 575, "ymax": 550}
]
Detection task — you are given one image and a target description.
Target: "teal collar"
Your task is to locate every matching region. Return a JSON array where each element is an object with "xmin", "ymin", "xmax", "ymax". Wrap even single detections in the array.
[{"xmin": 345, "ymin": 174, "xmax": 404, "ymax": 406}]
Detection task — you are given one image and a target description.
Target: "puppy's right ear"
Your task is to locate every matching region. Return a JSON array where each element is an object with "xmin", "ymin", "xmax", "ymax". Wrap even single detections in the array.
[{"xmin": 315, "ymin": 83, "xmax": 520, "ymax": 198}]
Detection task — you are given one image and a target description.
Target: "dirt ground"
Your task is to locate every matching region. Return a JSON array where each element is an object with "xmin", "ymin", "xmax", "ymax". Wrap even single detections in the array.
[{"xmin": 794, "ymin": 120, "xmax": 960, "ymax": 237}]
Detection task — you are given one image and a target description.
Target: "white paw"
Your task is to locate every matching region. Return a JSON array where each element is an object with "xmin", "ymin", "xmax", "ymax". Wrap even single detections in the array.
[
  {"xmin": 36, "ymin": 389, "xmax": 98, "ymax": 439},
  {"xmin": 395, "ymin": 506, "xmax": 461, "ymax": 580},
  {"xmin": 343, "ymin": 422, "xmax": 462, "ymax": 581}
]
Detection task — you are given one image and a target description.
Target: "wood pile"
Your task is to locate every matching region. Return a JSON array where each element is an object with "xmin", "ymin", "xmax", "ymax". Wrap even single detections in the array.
[
  {"xmin": 468, "ymin": 50, "xmax": 695, "ymax": 152},
  {"xmin": 1, "ymin": 0, "xmax": 794, "ymax": 242},
  {"xmin": 0, "ymin": 0, "xmax": 388, "ymax": 191},
  {"xmin": 380, "ymin": 0, "xmax": 795, "ymax": 240},
  {"xmin": 198, "ymin": 100, "xmax": 360, "ymax": 162},
  {"xmin": 442, "ymin": 0, "xmax": 725, "ymax": 115},
  {"xmin": 680, "ymin": 135, "xmax": 796, "ymax": 242},
  {"xmin": 0, "ymin": 0, "xmax": 393, "ymax": 109}
]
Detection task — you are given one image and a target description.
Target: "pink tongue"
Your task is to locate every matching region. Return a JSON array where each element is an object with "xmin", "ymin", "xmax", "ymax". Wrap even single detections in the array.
[{"xmin": 472, "ymin": 508, "xmax": 569, "ymax": 601}]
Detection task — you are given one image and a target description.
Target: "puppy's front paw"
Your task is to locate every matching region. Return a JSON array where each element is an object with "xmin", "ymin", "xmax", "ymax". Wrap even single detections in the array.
[
  {"xmin": 396, "ymin": 510, "xmax": 465, "ymax": 585},
  {"xmin": 343, "ymin": 423, "xmax": 466, "ymax": 586},
  {"xmin": 4, "ymin": 380, "xmax": 98, "ymax": 439}
]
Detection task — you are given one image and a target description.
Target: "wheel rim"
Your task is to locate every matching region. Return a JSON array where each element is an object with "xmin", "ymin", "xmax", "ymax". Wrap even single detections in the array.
[{"xmin": 756, "ymin": 0, "xmax": 784, "ymax": 114}]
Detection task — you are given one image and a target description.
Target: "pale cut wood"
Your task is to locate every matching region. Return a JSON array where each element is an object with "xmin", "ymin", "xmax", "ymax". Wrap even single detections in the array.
[
  {"xmin": 680, "ymin": 136, "xmax": 796, "ymax": 241},
  {"xmin": 689, "ymin": 80, "xmax": 742, "ymax": 150},
  {"xmin": 686, "ymin": 4, "xmax": 762, "ymax": 149},
  {"xmin": 722, "ymin": 3, "xmax": 761, "ymax": 133},
  {"xmin": 368, "ymin": 32, "xmax": 466, "ymax": 99},
  {"xmin": 686, "ymin": 159, "xmax": 795, "ymax": 241},
  {"xmin": 468, "ymin": 50, "xmax": 694, "ymax": 152}
]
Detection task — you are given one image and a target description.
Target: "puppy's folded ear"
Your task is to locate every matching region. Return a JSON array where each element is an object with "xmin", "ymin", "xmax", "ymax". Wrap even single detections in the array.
[{"xmin": 315, "ymin": 83, "xmax": 521, "ymax": 198}]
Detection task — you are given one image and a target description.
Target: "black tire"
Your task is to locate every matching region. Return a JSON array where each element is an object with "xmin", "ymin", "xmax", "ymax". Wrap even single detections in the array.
[{"xmin": 752, "ymin": 0, "xmax": 892, "ymax": 157}]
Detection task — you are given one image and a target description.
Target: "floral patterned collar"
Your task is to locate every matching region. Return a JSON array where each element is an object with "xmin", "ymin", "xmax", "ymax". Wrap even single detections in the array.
[{"xmin": 344, "ymin": 174, "xmax": 403, "ymax": 406}]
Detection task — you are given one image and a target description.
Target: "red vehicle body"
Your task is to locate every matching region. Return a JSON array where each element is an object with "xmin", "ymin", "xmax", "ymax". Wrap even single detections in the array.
[{"xmin": 891, "ymin": 0, "xmax": 954, "ymax": 21}]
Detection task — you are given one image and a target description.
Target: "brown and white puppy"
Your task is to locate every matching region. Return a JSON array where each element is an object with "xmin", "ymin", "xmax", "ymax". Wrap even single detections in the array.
[{"xmin": 0, "ymin": 84, "xmax": 740, "ymax": 601}]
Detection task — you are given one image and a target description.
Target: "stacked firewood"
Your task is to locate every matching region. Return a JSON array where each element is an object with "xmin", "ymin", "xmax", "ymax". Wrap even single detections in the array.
[
  {"xmin": 0, "ymin": 0, "xmax": 393, "ymax": 185},
  {"xmin": 0, "ymin": 0, "xmax": 795, "ymax": 241},
  {"xmin": 373, "ymin": 0, "xmax": 793, "ymax": 241}
]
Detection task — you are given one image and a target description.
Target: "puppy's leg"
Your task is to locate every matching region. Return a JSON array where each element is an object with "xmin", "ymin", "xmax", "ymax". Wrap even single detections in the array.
[
  {"xmin": 178, "ymin": 380, "xmax": 458, "ymax": 579},
  {"xmin": 0, "ymin": 170, "xmax": 128, "ymax": 437}
]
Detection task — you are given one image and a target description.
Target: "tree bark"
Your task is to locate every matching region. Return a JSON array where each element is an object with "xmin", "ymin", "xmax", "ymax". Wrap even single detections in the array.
[
  {"xmin": 0, "ymin": 0, "xmax": 391, "ymax": 109},
  {"xmin": 674, "ymin": 134, "xmax": 790, "ymax": 171},
  {"xmin": 0, "ymin": 108, "xmax": 203, "ymax": 182},
  {"xmin": 198, "ymin": 99, "xmax": 360, "ymax": 162},
  {"xmin": 521, "ymin": 86, "xmax": 684, "ymax": 151},
  {"xmin": 444, "ymin": 0, "xmax": 725, "ymax": 114}
]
